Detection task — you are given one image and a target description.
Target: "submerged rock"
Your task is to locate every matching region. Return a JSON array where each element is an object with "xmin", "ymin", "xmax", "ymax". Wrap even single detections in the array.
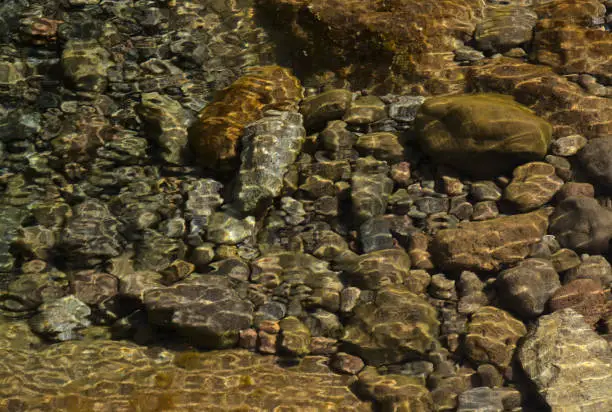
[
  {"xmin": 431, "ymin": 208, "xmax": 551, "ymax": 272},
  {"xmin": 232, "ymin": 110, "xmax": 306, "ymax": 215},
  {"xmin": 415, "ymin": 94, "xmax": 552, "ymax": 178},
  {"xmin": 342, "ymin": 284, "xmax": 439, "ymax": 366},
  {"xmin": 518, "ymin": 309, "xmax": 612, "ymax": 412},
  {"xmin": 28, "ymin": 295, "xmax": 91, "ymax": 341},
  {"xmin": 144, "ymin": 275, "xmax": 253, "ymax": 349},
  {"xmin": 549, "ymin": 196, "xmax": 612, "ymax": 254},
  {"xmin": 136, "ymin": 92, "xmax": 190, "ymax": 165},
  {"xmin": 188, "ymin": 65, "xmax": 303, "ymax": 170}
]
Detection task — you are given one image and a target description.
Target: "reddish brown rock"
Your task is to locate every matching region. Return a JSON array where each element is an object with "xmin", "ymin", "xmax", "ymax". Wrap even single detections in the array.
[
  {"xmin": 71, "ymin": 271, "xmax": 119, "ymax": 306},
  {"xmin": 549, "ymin": 278, "xmax": 607, "ymax": 326},
  {"xmin": 257, "ymin": 0, "xmax": 485, "ymax": 94},
  {"xmin": 331, "ymin": 352, "xmax": 365, "ymax": 375},
  {"xmin": 188, "ymin": 65, "xmax": 303, "ymax": 170},
  {"xmin": 556, "ymin": 182, "xmax": 594, "ymax": 202},
  {"xmin": 431, "ymin": 208, "xmax": 551, "ymax": 272}
]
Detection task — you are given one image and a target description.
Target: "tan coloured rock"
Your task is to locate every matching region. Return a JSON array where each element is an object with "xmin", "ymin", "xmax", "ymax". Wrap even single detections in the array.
[
  {"xmin": 358, "ymin": 366, "xmax": 433, "ymax": 411},
  {"xmin": 465, "ymin": 306, "xmax": 527, "ymax": 370},
  {"xmin": 431, "ymin": 208, "xmax": 551, "ymax": 272},
  {"xmin": 518, "ymin": 309, "xmax": 612, "ymax": 412},
  {"xmin": 504, "ymin": 162, "xmax": 563, "ymax": 211}
]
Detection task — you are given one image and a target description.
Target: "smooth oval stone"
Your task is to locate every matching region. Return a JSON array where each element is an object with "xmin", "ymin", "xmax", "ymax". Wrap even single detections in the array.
[{"xmin": 415, "ymin": 94, "xmax": 552, "ymax": 178}]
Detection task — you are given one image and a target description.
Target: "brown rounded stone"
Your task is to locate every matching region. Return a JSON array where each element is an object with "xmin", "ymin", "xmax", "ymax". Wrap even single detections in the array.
[
  {"xmin": 504, "ymin": 161, "xmax": 563, "ymax": 211},
  {"xmin": 549, "ymin": 278, "xmax": 606, "ymax": 326},
  {"xmin": 332, "ymin": 352, "xmax": 365, "ymax": 375},
  {"xmin": 555, "ymin": 182, "xmax": 595, "ymax": 202}
]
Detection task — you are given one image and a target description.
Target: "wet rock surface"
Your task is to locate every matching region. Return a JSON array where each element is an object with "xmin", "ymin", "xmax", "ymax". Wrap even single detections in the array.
[
  {"xmin": 1, "ymin": 0, "xmax": 612, "ymax": 410},
  {"xmin": 518, "ymin": 309, "xmax": 612, "ymax": 412}
]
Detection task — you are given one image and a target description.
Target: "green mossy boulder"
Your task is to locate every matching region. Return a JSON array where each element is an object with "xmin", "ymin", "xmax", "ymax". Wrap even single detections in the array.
[{"xmin": 416, "ymin": 94, "xmax": 552, "ymax": 178}]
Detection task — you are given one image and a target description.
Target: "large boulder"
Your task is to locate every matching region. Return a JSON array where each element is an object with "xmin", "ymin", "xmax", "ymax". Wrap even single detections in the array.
[
  {"xmin": 415, "ymin": 94, "xmax": 552, "ymax": 178},
  {"xmin": 518, "ymin": 309, "xmax": 612, "ymax": 411},
  {"xmin": 431, "ymin": 208, "xmax": 551, "ymax": 272}
]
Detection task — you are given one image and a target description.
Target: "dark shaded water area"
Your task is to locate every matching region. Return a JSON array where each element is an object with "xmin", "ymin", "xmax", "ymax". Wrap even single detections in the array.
[{"xmin": 0, "ymin": 0, "xmax": 611, "ymax": 411}]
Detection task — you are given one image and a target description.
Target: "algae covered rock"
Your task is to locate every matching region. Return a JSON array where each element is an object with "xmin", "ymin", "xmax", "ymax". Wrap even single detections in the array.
[
  {"xmin": 0, "ymin": 318, "xmax": 369, "ymax": 411},
  {"xmin": 342, "ymin": 284, "xmax": 439, "ymax": 366},
  {"xmin": 416, "ymin": 94, "xmax": 552, "ymax": 178},
  {"xmin": 357, "ymin": 366, "xmax": 433, "ymax": 411},
  {"xmin": 464, "ymin": 306, "xmax": 526, "ymax": 370}
]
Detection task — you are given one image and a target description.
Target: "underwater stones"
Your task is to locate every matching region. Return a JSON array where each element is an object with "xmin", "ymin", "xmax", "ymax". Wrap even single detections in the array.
[
  {"xmin": 29, "ymin": 295, "xmax": 91, "ymax": 341},
  {"xmin": 351, "ymin": 156, "xmax": 394, "ymax": 223},
  {"xmin": 343, "ymin": 248, "xmax": 411, "ymax": 290},
  {"xmin": 188, "ymin": 65, "xmax": 303, "ymax": 170},
  {"xmin": 342, "ymin": 284, "xmax": 439, "ymax": 366},
  {"xmin": 355, "ymin": 131, "xmax": 404, "ymax": 163},
  {"xmin": 71, "ymin": 270, "xmax": 119, "ymax": 306},
  {"xmin": 144, "ymin": 275, "xmax": 254, "ymax": 349},
  {"xmin": 232, "ymin": 110, "xmax": 306, "ymax": 215},
  {"xmin": 343, "ymin": 95, "xmax": 386, "ymax": 125},
  {"xmin": 387, "ymin": 95, "xmax": 426, "ymax": 123},
  {"xmin": 416, "ymin": 94, "xmax": 552, "ymax": 178},
  {"xmin": 250, "ymin": 251, "xmax": 343, "ymax": 313},
  {"xmin": 0, "ymin": 269, "xmax": 69, "ymax": 317},
  {"xmin": 431, "ymin": 208, "xmax": 551, "ymax": 272},
  {"xmin": 319, "ymin": 120, "xmax": 357, "ymax": 160},
  {"xmin": 357, "ymin": 367, "xmax": 433, "ymax": 411},
  {"xmin": 549, "ymin": 279, "xmax": 606, "ymax": 326},
  {"xmin": 61, "ymin": 39, "xmax": 113, "ymax": 93},
  {"xmin": 467, "ymin": 58, "xmax": 612, "ymax": 140},
  {"xmin": 134, "ymin": 229, "xmax": 186, "ymax": 272},
  {"xmin": 279, "ymin": 316, "xmax": 311, "ymax": 356},
  {"xmin": 206, "ymin": 212, "xmax": 255, "ymax": 245},
  {"xmin": 496, "ymin": 258, "xmax": 560, "ymax": 318},
  {"xmin": 136, "ymin": 92, "xmax": 190, "ymax": 165},
  {"xmin": 518, "ymin": 309, "xmax": 612, "ymax": 412},
  {"xmin": 59, "ymin": 199, "xmax": 125, "ymax": 268},
  {"xmin": 464, "ymin": 306, "xmax": 526, "ymax": 370},
  {"xmin": 475, "ymin": 6, "xmax": 537, "ymax": 52},
  {"xmin": 549, "ymin": 197, "xmax": 612, "ymax": 254},
  {"xmin": 182, "ymin": 178, "xmax": 223, "ymax": 245},
  {"xmin": 532, "ymin": 20, "xmax": 612, "ymax": 84},
  {"xmin": 578, "ymin": 137, "xmax": 612, "ymax": 188},
  {"xmin": 456, "ymin": 387, "xmax": 505, "ymax": 412},
  {"xmin": 550, "ymin": 134, "xmax": 587, "ymax": 157},
  {"xmin": 300, "ymin": 89, "xmax": 353, "ymax": 131},
  {"xmin": 504, "ymin": 161, "xmax": 563, "ymax": 211}
]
